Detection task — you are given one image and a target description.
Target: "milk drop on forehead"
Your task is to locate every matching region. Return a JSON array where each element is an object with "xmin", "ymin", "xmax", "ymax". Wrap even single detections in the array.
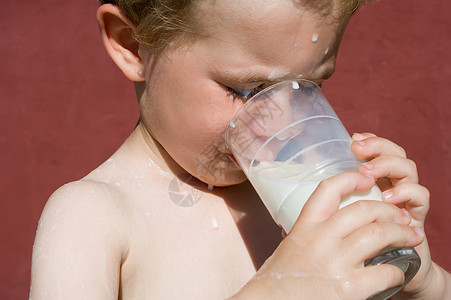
[{"xmin": 312, "ymin": 33, "xmax": 319, "ymax": 42}]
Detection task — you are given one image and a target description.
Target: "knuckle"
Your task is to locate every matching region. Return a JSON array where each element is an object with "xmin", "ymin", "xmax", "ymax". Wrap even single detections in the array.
[
  {"xmin": 369, "ymin": 223, "xmax": 385, "ymax": 239},
  {"xmin": 408, "ymin": 184, "xmax": 430, "ymax": 213},
  {"xmin": 387, "ymin": 202, "xmax": 401, "ymax": 216},
  {"xmin": 383, "ymin": 137, "xmax": 407, "ymax": 157},
  {"xmin": 352, "ymin": 199, "xmax": 372, "ymax": 212},
  {"xmin": 406, "ymin": 158, "xmax": 417, "ymax": 172},
  {"xmin": 387, "ymin": 139, "xmax": 407, "ymax": 157},
  {"xmin": 378, "ymin": 155, "xmax": 393, "ymax": 166},
  {"xmin": 423, "ymin": 186, "xmax": 431, "ymax": 199},
  {"xmin": 405, "ymin": 182, "xmax": 415, "ymax": 195},
  {"xmin": 374, "ymin": 137, "xmax": 384, "ymax": 148},
  {"xmin": 398, "ymin": 147, "xmax": 407, "ymax": 158},
  {"xmin": 407, "ymin": 226, "xmax": 420, "ymax": 243},
  {"xmin": 422, "ymin": 186, "xmax": 431, "ymax": 209},
  {"xmin": 317, "ymin": 178, "xmax": 333, "ymax": 190}
]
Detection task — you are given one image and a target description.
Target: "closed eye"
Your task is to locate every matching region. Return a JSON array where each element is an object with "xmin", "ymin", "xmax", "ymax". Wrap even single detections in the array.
[{"xmin": 226, "ymin": 85, "xmax": 264, "ymax": 102}]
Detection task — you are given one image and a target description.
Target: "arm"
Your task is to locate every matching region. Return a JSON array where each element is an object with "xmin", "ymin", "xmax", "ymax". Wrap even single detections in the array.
[
  {"xmin": 423, "ymin": 263, "xmax": 451, "ymax": 300},
  {"xmin": 30, "ymin": 180, "xmax": 129, "ymax": 299}
]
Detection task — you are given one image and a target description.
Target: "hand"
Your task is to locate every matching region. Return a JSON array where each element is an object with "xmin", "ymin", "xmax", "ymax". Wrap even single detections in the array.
[
  {"xmin": 232, "ymin": 171, "xmax": 423, "ymax": 300},
  {"xmin": 351, "ymin": 133, "xmax": 432, "ymax": 298}
]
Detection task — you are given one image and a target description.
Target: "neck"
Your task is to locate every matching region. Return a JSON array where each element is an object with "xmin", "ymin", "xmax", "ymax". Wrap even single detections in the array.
[
  {"xmin": 135, "ymin": 122, "xmax": 212, "ymax": 189},
  {"xmin": 135, "ymin": 122, "xmax": 175, "ymax": 174}
]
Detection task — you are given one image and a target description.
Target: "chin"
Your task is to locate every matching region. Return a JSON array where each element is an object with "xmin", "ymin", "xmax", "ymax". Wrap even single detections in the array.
[{"xmin": 198, "ymin": 170, "xmax": 248, "ymax": 187}]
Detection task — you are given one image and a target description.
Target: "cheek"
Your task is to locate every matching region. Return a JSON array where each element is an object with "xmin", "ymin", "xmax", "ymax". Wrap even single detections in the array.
[
  {"xmin": 162, "ymin": 85, "xmax": 238, "ymax": 152},
  {"xmin": 185, "ymin": 82, "xmax": 241, "ymax": 136}
]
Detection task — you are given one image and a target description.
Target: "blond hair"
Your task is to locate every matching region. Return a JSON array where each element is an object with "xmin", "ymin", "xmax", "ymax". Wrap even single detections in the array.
[{"xmin": 99, "ymin": 0, "xmax": 370, "ymax": 52}]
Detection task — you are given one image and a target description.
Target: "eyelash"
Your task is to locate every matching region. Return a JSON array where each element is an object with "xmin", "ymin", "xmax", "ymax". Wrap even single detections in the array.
[{"xmin": 226, "ymin": 85, "xmax": 264, "ymax": 102}]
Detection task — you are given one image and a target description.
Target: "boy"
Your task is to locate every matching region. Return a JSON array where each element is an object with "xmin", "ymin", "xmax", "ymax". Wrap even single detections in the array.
[{"xmin": 30, "ymin": 0, "xmax": 450, "ymax": 298}]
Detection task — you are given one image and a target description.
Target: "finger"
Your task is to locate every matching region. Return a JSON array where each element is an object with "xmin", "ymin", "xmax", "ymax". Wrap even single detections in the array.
[
  {"xmin": 358, "ymin": 155, "xmax": 419, "ymax": 184},
  {"xmin": 325, "ymin": 200, "xmax": 411, "ymax": 239},
  {"xmin": 353, "ymin": 264, "xmax": 405, "ymax": 299},
  {"xmin": 343, "ymin": 222, "xmax": 423, "ymax": 264},
  {"xmin": 382, "ymin": 183, "xmax": 430, "ymax": 225},
  {"xmin": 352, "ymin": 135, "xmax": 407, "ymax": 160},
  {"xmin": 295, "ymin": 171, "xmax": 375, "ymax": 225},
  {"xmin": 352, "ymin": 132, "xmax": 377, "ymax": 140}
]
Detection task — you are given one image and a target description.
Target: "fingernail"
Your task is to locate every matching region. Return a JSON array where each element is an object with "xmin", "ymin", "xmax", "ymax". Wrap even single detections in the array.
[
  {"xmin": 383, "ymin": 190, "xmax": 394, "ymax": 200},
  {"xmin": 356, "ymin": 140, "xmax": 365, "ymax": 146},
  {"xmin": 414, "ymin": 227, "xmax": 425, "ymax": 237},
  {"xmin": 361, "ymin": 162, "xmax": 373, "ymax": 170}
]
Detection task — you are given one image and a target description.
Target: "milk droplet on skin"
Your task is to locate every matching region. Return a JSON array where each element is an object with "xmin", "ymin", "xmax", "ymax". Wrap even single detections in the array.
[
  {"xmin": 211, "ymin": 217, "xmax": 219, "ymax": 229},
  {"xmin": 312, "ymin": 33, "xmax": 319, "ymax": 42},
  {"xmin": 268, "ymin": 70, "xmax": 290, "ymax": 81},
  {"xmin": 229, "ymin": 121, "xmax": 236, "ymax": 128},
  {"xmin": 207, "ymin": 184, "xmax": 214, "ymax": 191}
]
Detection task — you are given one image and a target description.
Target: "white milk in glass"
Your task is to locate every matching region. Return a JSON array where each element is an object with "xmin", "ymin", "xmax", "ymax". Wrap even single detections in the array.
[{"xmin": 248, "ymin": 161, "xmax": 382, "ymax": 233}]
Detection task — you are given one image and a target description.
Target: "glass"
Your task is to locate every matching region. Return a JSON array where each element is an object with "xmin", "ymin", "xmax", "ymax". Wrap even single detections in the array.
[{"xmin": 225, "ymin": 79, "xmax": 420, "ymax": 300}]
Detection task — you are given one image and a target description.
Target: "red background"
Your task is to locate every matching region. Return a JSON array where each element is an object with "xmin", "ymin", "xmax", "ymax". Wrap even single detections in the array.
[{"xmin": 1, "ymin": 0, "xmax": 450, "ymax": 298}]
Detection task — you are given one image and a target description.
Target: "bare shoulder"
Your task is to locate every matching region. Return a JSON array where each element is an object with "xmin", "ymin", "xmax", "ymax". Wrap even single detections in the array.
[
  {"xmin": 39, "ymin": 179, "xmax": 129, "ymax": 238},
  {"xmin": 30, "ymin": 179, "xmax": 130, "ymax": 299}
]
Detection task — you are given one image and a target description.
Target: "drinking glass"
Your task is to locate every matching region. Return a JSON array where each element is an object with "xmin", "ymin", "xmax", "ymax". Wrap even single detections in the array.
[{"xmin": 225, "ymin": 79, "xmax": 420, "ymax": 300}]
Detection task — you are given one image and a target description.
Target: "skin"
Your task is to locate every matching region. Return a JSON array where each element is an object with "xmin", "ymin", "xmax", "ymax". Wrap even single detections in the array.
[
  {"xmin": 30, "ymin": 0, "xmax": 450, "ymax": 299},
  {"xmin": 134, "ymin": 0, "xmax": 347, "ymax": 187}
]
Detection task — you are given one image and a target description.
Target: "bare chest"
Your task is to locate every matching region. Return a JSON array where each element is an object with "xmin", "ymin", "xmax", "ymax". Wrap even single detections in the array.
[{"xmin": 118, "ymin": 187, "xmax": 281, "ymax": 299}]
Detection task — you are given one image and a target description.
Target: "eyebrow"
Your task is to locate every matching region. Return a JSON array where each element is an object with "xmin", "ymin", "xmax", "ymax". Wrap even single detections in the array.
[
  {"xmin": 218, "ymin": 65, "xmax": 335, "ymax": 85},
  {"xmin": 218, "ymin": 69, "xmax": 301, "ymax": 87},
  {"xmin": 219, "ymin": 70, "xmax": 269, "ymax": 84}
]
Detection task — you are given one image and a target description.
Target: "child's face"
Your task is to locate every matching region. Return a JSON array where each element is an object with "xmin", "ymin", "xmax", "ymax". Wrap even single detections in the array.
[{"xmin": 139, "ymin": 0, "xmax": 351, "ymax": 186}]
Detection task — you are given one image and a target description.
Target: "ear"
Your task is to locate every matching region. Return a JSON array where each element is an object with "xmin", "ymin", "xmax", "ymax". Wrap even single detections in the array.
[{"xmin": 97, "ymin": 4, "xmax": 145, "ymax": 81}]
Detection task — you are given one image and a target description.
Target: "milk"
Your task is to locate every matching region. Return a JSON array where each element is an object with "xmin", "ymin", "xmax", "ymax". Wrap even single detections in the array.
[{"xmin": 248, "ymin": 161, "xmax": 382, "ymax": 233}]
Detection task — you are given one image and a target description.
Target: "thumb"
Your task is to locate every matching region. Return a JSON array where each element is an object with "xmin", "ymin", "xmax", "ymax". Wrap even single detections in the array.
[{"xmin": 295, "ymin": 171, "xmax": 375, "ymax": 225}]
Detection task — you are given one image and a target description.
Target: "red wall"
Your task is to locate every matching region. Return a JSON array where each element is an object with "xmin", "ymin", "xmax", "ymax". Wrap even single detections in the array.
[{"xmin": 1, "ymin": 0, "xmax": 450, "ymax": 298}]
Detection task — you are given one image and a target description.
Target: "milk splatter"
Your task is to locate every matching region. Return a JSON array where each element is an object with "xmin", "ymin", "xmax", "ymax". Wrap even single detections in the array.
[
  {"xmin": 211, "ymin": 217, "xmax": 219, "ymax": 229},
  {"xmin": 312, "ymin": 33, "xmax": 318, "ymax": 42}
]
